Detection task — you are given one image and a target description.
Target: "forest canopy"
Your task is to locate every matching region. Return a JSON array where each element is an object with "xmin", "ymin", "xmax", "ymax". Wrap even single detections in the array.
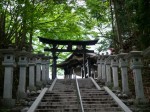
[{"xmin": 0, "ymin": 0, "xmax": 150, "ymax": 60}]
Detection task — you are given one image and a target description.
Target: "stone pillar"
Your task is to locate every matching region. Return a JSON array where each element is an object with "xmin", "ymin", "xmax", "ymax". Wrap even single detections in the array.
[
  {"xmin": 97, "ymin": 55, "xmax": 102, "ymax": 80},
  {"xmin": 87, "ymin": 58, "xmax": 91, "ymax": 77},
  {"xmin": 101, "ymin": 54, "xmax": 109, "ymax": 82},
  {"xmin": 35, "ymin": 57, "xmax": 42, "ymax": 87},
  {"xmin": 45, "ymin": 58, "xmax": 50, "ymax": 83},
  {"xmin": 41, "ymin": 58, "xmax": 46, "ymax": 85},
  {"xmin": 28, "ymin": 56, "xmax": 36, "ymax": 91},
  {"xmin": 101, "ymin": 58, "xmax": 105, "ymax": 81},
  {"xmin": 110, "ymin": 55, "xmax": 119, "ymax": 90},
  {"xmin": 17, "ymin": 48, "xmax": 28, "ymax": 98},
  {"xmin": 105, "ymin": 57, "xmax": 112, "ymax": 86},
  {"xmin": 1, "ymin": 46, "xmax": 16, "ymax": 107},
  {"xmin": 127, "ymin": 47, "xmax": 146, "ymax": 103},
  {"xmin": 117, "ymin": 52, "xmax": 129, "ymax": 95}
]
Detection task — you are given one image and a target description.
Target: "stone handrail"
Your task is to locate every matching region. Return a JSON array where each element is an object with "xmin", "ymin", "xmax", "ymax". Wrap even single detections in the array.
[
  {"xmin": 27, "ymin": 88, "xmax": 48, "ymax": 112},
  {"xmin": 27, "ymin": 78, "xmax": 57, "ymax": 112},
  {"xmin": 90, "ymin": 77, "xmax": 101, "ymax": 90},
  {"xmin": 75, "ymin": 75, "xmax": 84, "ymax": 112},
  {"xmin": 48, "ymin": 78, "xmax": 57, "ymax": 91},
  {"xmin": 97, "ymin": 47, "xmax": 150, "ymax": 104},
  {"xmin": 104, "ymin": 86, "xmax": 132, "ymax": 112}
]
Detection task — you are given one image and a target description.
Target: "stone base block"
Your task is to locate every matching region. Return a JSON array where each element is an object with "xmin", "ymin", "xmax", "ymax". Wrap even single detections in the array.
[
  {"xmin": 27, "ymin": 86, "xmax": 36, "ymax": 91},
  {"xmin": 17, "ymin": 91, "xmax": 27, "ymax": 99},
  {"xmin": 36, "ymin": 81, "xmax": 43, "ymax": 89},
  {"xmin": 134, "ymin": 98, "xmax": 149, "ymax": 105},
  {"xmin": 106, "ymin": 82, "xmax": 112, "ymax": 87},
  {"xmin": 112, "ymin": 86, "xmax": 120, "ymax": 91},
  {"xmin": 122, "ymin": 91, "xmax": 131, "ymax": 96},
  {"xmin": 0, "ymin": 98, "xmax": 15, "ymax": 108},
  {"xmin": 42, "ymin": 81, "xmax": 47, "ymax": 85}
]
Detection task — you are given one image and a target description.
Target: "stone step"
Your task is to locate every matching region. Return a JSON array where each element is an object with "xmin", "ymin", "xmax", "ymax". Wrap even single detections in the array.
[
  {"xmin": 37, "ymin": 105, "xmax": 79, "ymax": 109},
  {"xmin": 39, "ymin": 101, "xmax": 78, "ymax": 105},
  {"xmin": 35, "ymin": 79, "xmax": 79, "ymax": 111},
  {"xmin": 47, "ymin": 91, "xmax": 76, "ymax": 93},
  {"xmin": 81, "ymin": 95, "xmax": 111, "ymax": 98},
  {"xmin": 80, "ymin": 90, "xmax": 106, "ymax": 92},
  {"xmin": 43, "ymin": 97, "xmax": 78, "ymax": 100},
  {"xmin": 44, "ymin": 94, "xmax": 77, "ymax": 97},
  {"xmin": 83, "ymin": 103, "xmax": 119, "ymax": 108},
  {"xmin": 41, "ymin": 99, "xmax": 78, "ymax": 102},
  {"xmin": 43, "ymin": 95, "xmax": 77, "ymax": 98},
  {"xmin": 82, "ymin": 98, "xmax": 113, "ymax": 101},
  {"xmin": 83, "ymin": 107, "xmax": 123, "ymax": 112},
  {"xmin": 80, "ymin": 90, "xmax": 106, "ymax": 93},
  {"xmin": 35, "ymin": 108, "xmax": 79, "ymax": 112},
  {"xmin": 81, "ymin": 92, "xmax": 108, "ymax": 94}
]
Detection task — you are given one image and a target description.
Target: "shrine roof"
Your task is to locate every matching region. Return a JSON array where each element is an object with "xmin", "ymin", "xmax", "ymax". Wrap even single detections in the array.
[
  {"xmin": 57, "ymin": 53, "xmax": 97, "ymax": 68},
  {"xmin": 38, "ymin": 37, "xmax": 98, "ymax": 45}
]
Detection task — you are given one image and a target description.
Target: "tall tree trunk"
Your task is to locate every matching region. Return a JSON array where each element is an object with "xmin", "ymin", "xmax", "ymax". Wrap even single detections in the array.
[
  {"xmin": 0, "ymin": 12, "xmax": 6, "ymax": 47},
  {"xmin": 29, "ymin": 0, "xmax": 35, "ymax": 52},
  {"xmin": 112, "ymin": 0, "xmax": 123, "ymax": 52},
  {"xmin": 109, "ymin": 0, "xmax": 117, "ymax": 51}
]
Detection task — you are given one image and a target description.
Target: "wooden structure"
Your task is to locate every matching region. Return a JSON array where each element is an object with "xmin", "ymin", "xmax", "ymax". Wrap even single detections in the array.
[
  {"xmin": 57, "ymin": 53, "xmax": 97, "ymax": 78},
  {"xmin": 38, "ymin": 37, "xmax": 98, "ymax": 79}
]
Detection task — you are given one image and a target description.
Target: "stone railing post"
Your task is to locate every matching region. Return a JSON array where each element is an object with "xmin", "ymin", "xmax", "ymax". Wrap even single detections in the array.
[
  {"xmin": 127, "ymin": 47, "xmax": 146, "ymax": 103},
  {"xmin": 41, "ymin": 56, "xmax": 47, "ymax": 85},
  {"xmin": 97, "ymin": 55, "xmax": 102, "ymax": 80},
  {"xmin": 101, "ymin": 54, "xmax": 109, "ymax": 83},
  {"xmin": 28, "ymin": 55, "xmax": 36, "ymax": 91},
  {"xmin": 86, "ymin": 58, "xmax": 91, "ymax": 77},
  {"xmin": 117, "ymin": 51, "xmax": 129, "ymax": 95},
  {"xmin": 35, "ymin": 56, "xmax": 42, "ymax": 88},
  {"xmin": 45, "ymin": 56, "xmax": 50, "ymax": 83},
  {"xmin": 105, "ymin": 56, "xmax": 112, "ymax": 86},
  {"xmin": 110, "ymin": 55, "xmax": 119, "ymax": 90},
  {"xmin": 17, "ymin": 47, "xmax": 28, "ymax": 99},
  {"xmin": 0, "ymin": 46, "xmax": 16, "ymax": 107}
]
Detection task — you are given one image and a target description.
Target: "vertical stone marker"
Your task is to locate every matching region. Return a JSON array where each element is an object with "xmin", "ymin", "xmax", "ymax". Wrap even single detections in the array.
[
  {"xmin": 117, "ymin": 50, "xmax": 129, "ymax": 95},
  {"xmin": 41, "ymin": 56, "xmax": 46, "ymax": 85},
  {"xmin": 17, "ymin": 47, "xmax": 29, "ymax": 99},
  {"xmin": 28, "ymin": 54, "xmax": 36, "ymax": 91},
  {"xmin": 109, "ymin": 55, "xmax": 119, "ymax": 90},
  {"xmin": 102, "ymin": 53, "xmax": 109, "ymax": 83},
  {"xmin": 127, "ymin": 46, "xmax": 147, "ymax": 104},
  {"xmin": 35, "ymin": 55, "xmax": 42, "ymax": 88},
  {"xmin": 0, "ymin": 46, "xmax": 16, "ymax": 107},
  {"xmin": 97, "ymin": 54, "xmax": 102, "ymax": 80},
  {"xmin": 45, "ymin": 56, "xmax": 51, "ymax": 83},
  {"xmin": 105, "ymin": 56, "xmax": 112, "ymax": 86}
]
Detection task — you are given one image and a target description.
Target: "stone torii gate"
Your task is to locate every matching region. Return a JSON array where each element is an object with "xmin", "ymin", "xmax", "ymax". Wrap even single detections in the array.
[{"xmin": 38, "ymin": 37, "xmax": 98, "ymax": 79}]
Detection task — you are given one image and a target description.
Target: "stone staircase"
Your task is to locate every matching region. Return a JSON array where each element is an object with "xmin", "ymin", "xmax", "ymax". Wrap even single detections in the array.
[
  {"xmin": 28, "ymin": 78, "xmax": 131, "ymax": 112},
  {"xmin": 78, "ymin": 78, "xmax": 124, "ymax": 112},
  {"xmin": 35, "ymin": 79, "xmax": 80, "ymax": 112}
]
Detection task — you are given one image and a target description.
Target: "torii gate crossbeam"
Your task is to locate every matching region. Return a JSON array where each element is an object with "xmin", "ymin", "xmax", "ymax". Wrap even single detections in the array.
[{"xmin": 38, "ymin": 37, "xmax": 98, "ymax": 79}]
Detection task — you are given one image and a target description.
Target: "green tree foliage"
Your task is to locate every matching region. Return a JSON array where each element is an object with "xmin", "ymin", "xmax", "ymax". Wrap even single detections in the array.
[
  {"xmin": 1, "ymin": 0, "xmax": 149, "ymax": 56},
  {"xmin": 0, "ymin": 0, "xmax": 99, "ymax": 50},
  {"xmin": 110, "ymin": 0, "xmax": 150, "ymax": 52}
]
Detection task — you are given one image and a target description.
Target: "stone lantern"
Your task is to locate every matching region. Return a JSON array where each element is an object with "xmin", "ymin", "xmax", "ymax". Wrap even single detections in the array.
[
  {"xmin": 127, "ymin": 46, "xmax": 147, "ymax": 103},
  {"xmin": 0, "ymin": 46, "xmax": 16, "ymax": 107},
  {"xmin": 117, "ymin": 50, "xmax": 129, "ymax": 95},
  {"xmin": 107, "ymin": 54, "xmax": 119, "ymax": 90},
  {"xmin": 35, "ymin": 54, "xmax": 43, "ymax": 88},
  {"xmin": 105, "ymin": 56, "xmax": 112, "ymax": 86},
  {"xmin": 41, "ymin": 55, "xmax": 47, "ymax": 85},
  {"xmin": 28, "ymin": 54, "xmax": 36, "ymax": 91},
  {"xmin": 45, "ymin": 56, "xmax": 51, "ymax": 83},
  {"xmin": 97, "ymin": 54, "xmax": 102, "ymax": 80},
  {"xmin": 17, "ymin": 47, "xmax": 29, "ymax": 99},
  {"xmin": 101, "ymin": 53, "xmax": 109, "ymax": 83}
]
